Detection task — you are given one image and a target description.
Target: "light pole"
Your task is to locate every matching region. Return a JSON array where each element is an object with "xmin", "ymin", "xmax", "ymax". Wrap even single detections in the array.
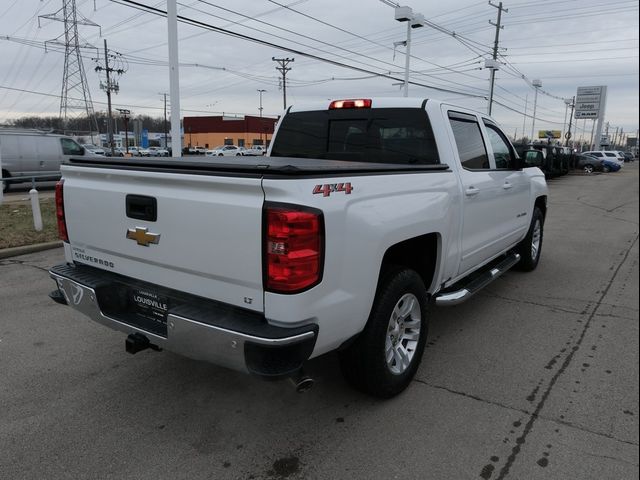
[
  {"xmin": 393, "ymin": 6, "xmax": 423, "ymax": 97},
  {"xmin": 257, "ymin": 89, "xmax": 266, "ymax": 144},
  {"xmin": 530, "ymin": 79, "xmax": 542, "ymax": 142}
]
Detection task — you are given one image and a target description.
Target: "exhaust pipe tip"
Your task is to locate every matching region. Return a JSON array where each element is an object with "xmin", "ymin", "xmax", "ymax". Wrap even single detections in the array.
[{"xmin": 289, "ymin": 369, "xmax": 314, "ymax": 393}]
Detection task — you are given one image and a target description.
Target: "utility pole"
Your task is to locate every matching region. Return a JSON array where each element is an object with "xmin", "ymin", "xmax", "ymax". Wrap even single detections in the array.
[
  {"xmin": 167, "ymin": 0, "xmax": 181, "ymax": 157},
  {"xmin": 272, "ymin": 57, "xmax": 294, "ymax": 110},
  {"xmin": 487, "ymin": 1, "xmax": 507, "ymax": 115},
  {"xmin": 257, "ymin": 89, "xmax": 266, "ymax": 144},
  {"xmin": 94, "ymin": 38, "xmax": 124, "ymax": 157},
  {"xmin": 117, "ymin": 108, "xmax": 130, "ymax": 154},
  {"xmin": 530, "ymin": 79, "xmax": 542, "ymax": 142},
  {"xmin": 521, "ymin": 93, "xmax": 528, "ymax": 143},
  {"xmin": 565, "ymin": 96, "xmax": 575, "ymax": 148},
  {"xmin": 160, "ymin": 93, "xmax": 168, "ymax": 149}
]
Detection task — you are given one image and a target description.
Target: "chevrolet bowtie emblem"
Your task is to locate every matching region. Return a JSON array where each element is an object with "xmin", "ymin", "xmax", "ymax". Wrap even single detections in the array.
[{"xmin": 126, "ymin": 227, "xmax": 160, "ymax": 246}]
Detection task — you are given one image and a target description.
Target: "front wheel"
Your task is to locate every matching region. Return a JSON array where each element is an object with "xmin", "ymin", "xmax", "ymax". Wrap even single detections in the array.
[
  {"xmin": 583, "ymin": 164, "xmax": 594, "ymax": 174},
  {"xmin": 515, "ymin": 206, "xmax": 544, "ymax": 271},
  {"xmin": 339, "ymin": 267, "xmax": 428, "ymax": 398}
]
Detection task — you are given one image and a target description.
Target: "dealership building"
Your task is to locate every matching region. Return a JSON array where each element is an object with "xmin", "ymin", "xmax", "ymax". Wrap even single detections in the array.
[{"xmin": 183, "ymin": 115, "xmax": 278, "ymax": 149}]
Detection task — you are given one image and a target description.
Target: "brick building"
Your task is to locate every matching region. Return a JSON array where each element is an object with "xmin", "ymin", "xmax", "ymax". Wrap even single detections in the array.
[{"xmin": 183, "ymin": 115, "xmax": 278, "ymax": 149}]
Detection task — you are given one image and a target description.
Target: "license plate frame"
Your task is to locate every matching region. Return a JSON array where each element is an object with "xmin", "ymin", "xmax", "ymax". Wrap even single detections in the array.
[{"xmin": 129, "ymin": 287, "xmax": 169, "ymax": 330}]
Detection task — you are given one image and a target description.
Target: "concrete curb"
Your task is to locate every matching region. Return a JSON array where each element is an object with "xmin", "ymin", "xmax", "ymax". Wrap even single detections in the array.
[{"xmin": 0, "ymin": 241, "xmax": 63, "ymax": 259}]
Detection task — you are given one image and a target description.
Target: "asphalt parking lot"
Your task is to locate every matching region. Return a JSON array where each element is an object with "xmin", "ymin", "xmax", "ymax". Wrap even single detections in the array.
[{"xmin": 1, "ymin": 165, "xmax": 638, "ymax": 480}]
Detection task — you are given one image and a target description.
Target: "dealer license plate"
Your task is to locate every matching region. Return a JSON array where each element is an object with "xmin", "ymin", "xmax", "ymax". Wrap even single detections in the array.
[{"xmin": 130, "ymin": 287, "xmax": 169, "ymax": 327}]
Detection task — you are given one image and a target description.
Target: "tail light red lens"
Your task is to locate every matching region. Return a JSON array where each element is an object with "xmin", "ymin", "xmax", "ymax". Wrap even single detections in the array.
[
  {"xmin": 264, "ymin": 204, "xmax": 324, "ymax": 293},
  {"xmin": 55, "ymin": 179, "xmax": 69, "ymax": 242}
]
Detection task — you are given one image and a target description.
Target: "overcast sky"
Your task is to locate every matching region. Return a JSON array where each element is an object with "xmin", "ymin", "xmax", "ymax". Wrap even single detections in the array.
[{"xmin": 1, "ymin": 0, "xmax": 638, "ymax": 142}]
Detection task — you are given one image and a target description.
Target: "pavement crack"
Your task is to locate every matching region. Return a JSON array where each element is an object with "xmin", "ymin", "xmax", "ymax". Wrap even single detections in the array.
[
  {"xmin": 0, "ymin": 259, "xmax": 50, "ymax": 273},
  {"xmin": 415, "ymin": 380, "xmax": 638, "ymax": 448},
  {"xmin": 555, "ymin": 440, "xmax": 639, "ymax": 466},
  {"xmin": 493, "ymin": 233, "xmax": 639, "ymax": 480},
  {"xmin": 481, "ymin": 293, "xmax": 586, "ymax": 315},
  {"xmin": 413, "ymin": 379, "xmax": 531, "ymax": 416}
]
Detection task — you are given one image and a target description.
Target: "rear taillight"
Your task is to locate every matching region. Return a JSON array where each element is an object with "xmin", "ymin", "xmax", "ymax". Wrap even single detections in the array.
[
  {"xmin": 55, "ymin": 179, "xmax": 68, "ymax": 242},
  {"xmin": 264, "ymin": 204, "xmax": 324, "ymax": 293}
]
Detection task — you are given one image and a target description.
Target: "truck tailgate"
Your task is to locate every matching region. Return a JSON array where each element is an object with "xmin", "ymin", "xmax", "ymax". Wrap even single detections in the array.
[{"xmin": 62, "ymin": 165, "xmax": 265, "ymax": 312}]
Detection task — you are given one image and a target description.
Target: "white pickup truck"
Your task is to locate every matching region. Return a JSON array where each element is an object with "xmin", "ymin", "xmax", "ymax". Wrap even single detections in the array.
[{"xmin": 49, "ymin": 98, "xmax": 547, "ymax": 397}]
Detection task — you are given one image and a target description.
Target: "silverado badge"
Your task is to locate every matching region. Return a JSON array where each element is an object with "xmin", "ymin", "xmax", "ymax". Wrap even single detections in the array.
[{"xmin": 126, "ymin": 227, "xmax": 160, "ymax": 246}]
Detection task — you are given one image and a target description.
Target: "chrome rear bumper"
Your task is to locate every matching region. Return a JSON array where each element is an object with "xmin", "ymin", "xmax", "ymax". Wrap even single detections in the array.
[{"xmin": 50, "ymin": 263, "xmax": 316, "ymax": 376}]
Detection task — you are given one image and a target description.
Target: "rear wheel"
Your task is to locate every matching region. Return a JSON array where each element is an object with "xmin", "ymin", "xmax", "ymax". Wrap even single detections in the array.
[
  {"xmin": 515, "ymin": 206, "xmax": 544, "ymax": 271},
  {"xmin": 339, "ymin": 267, "xmax": 428, "ymax": 398}
]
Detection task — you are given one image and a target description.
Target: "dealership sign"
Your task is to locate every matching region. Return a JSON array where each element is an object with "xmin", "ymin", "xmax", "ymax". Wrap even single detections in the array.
[{"xmin": 575, "ymin": 86, "xmax": 606, "ymax": 119}]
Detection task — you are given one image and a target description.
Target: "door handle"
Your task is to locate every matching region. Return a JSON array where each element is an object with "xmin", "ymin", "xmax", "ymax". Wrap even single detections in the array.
[
  {"xmin": 503, "ymin": 182, "xmax": 513, "ymax": 190},
  {"xmin": 465, "ymin": 186, "xmax": 480, "ymax": 197}
]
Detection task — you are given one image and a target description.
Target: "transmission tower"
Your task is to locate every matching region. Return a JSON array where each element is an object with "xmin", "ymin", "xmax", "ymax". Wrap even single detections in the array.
[{"xmin": 39, "ymin": 0, "xmax": 100, "ymax": 134}]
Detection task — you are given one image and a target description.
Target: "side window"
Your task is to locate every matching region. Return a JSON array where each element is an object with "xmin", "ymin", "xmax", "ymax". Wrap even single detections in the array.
[
  {"xmin": 448, "ymin": 113, "xmax": 489, "ymax": 170},
  {"xmin": 60, "ymin": 138, "xmax": 84, "ymax": 156},
  {"xmin": 484, "ymin": 124, "xmax": 515, "ymax": 169}
]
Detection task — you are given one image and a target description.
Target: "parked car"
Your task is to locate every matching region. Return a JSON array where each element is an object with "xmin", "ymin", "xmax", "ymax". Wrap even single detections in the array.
[
  {"xmin": 188, "ymin": 146, "xmax": 207, "ymax": 154},
  {"xmin": 582, "ymin": 151, "xmax": 624, "ymax": 168},
  {"xmin": 244, "ymin": 145, "xmax": 266, "ymax": 156},
  {"xmin": 104, "ymin": 147, "xmax": 127, "ymax": 157},
  {"xmin": 205, "ymin": 145, "xmax": 244, "ymax": 156},
  {"xmin": 147, "ymin": 146, "xmax": 169, "ymax": 157},
  {"xmin": 575, "ymin": 154, "xmax": 620, "ymax": 173},
  {"xmin": 0, "ymin": 129, "xmax": 87, "ymax": 192},
  {"xmin": 82, "ymin": 144, "xmax": 105, "ymax": 156},
  {"xmin": 576, "ymin": 154, "xmax": 599, "ymax": 174},
  {"xmin": 138, "ymin": 147, "xmax": 151, "ymax": 157},
  {"xmin": 126, "ymin": 147, "xmax": 142, "ymax": 157},
  {"xmin": 620, "ymin": 151, "xmax": 634, "ymax": 162},
  {"xmin": 602, "ymin": 158, "xmax": 622, "ymax": 172}
]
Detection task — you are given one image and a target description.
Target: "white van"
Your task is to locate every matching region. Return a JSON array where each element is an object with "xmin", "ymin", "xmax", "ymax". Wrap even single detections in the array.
[{"xmin": 0, "ymin": 129, "xmax": 93, "ymax": 192}]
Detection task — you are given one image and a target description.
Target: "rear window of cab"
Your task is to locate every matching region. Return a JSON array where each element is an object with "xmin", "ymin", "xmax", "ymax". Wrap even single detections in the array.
[{"xmin": 270, "ymin": 108, "xmax": 440, "ymax": 165}]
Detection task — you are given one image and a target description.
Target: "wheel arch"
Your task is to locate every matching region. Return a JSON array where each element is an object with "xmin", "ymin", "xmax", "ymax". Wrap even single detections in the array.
[
  {"xmin": 379, "ymin": 232, "xmax": 440, "ymax": 294},
  {"xmin": 535, "ymin": 195, "xmax": 547, "ymax": 220}
]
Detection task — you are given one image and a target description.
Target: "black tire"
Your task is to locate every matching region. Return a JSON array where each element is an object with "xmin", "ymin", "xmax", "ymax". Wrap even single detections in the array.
[
  {"xmin": 603, "ymin": 165, "xmax": 611, "ymax": 173},
  {"xmin": 515, "ymin": 206, "xmax": 544, "ymax": 272},
  {"xmin": 339, "ymin": 267, "xmax": 429, "ymax": 398},
  {"xmin": 583, "ymin": 164, "xmax": 594, "ymax": 174}
]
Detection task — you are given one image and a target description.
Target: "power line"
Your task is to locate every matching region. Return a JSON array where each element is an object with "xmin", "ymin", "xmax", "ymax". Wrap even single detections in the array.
[{"xmin": 109, "ymin": 0, "xmax": 489, "ymax": 100}]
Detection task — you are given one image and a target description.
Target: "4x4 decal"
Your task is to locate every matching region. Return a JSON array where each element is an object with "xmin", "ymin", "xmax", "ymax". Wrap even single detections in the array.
[{"xmin": 312, "ymin": 182, "xmax": 354, "ymax": 197}]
